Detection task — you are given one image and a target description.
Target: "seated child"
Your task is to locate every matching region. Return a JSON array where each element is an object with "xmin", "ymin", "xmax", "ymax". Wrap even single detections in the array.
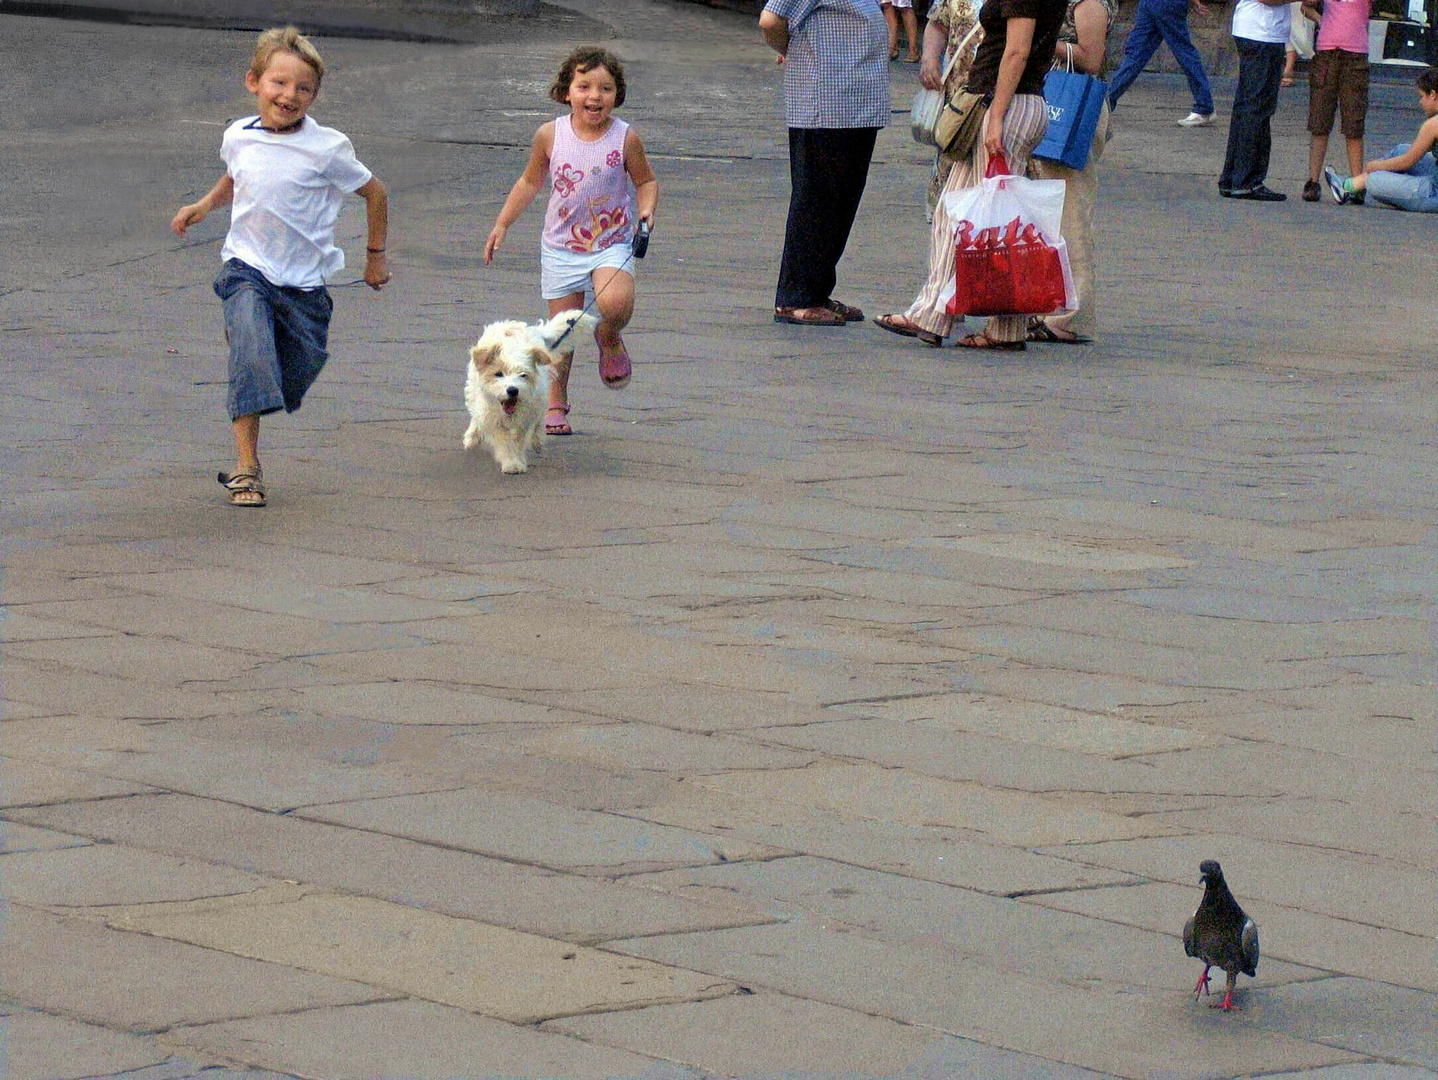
[{"xmin": 1324, "ymin": 66, "xmax": 1438, "ymax": 213}]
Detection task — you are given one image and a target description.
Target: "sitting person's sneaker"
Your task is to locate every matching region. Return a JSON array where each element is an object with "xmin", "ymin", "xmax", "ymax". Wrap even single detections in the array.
[
  {"xmin": 1177, "ymin": 111, "xmax": 1215, "ymax": 127},
  {"xmin": 1302, "ymin": 179, "xmax": 1321, "ymax": 202},
  {"xmin": 1323, "ymin": 165, "xmax": 1352, "ymax": 205}
]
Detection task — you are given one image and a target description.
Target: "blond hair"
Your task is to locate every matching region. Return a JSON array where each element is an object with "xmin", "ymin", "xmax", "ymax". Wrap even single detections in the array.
[{"xmin": 249, "ymin": 26, "xmax": 326, "ymax": 85}]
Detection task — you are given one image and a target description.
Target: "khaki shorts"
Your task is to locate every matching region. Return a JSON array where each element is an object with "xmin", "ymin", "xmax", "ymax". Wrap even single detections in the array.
[{"xmin": 1308, "ymin": 48, "xmax": 1369, "ymax": 139}]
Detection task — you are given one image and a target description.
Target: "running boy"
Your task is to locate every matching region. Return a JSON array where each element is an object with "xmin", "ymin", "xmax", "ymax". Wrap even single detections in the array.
[
  {"xmin": 1325, "ymin": 66, "xmax": 1438, "ymax": 212},
  {"xmin": 172, "ymin": 27, "xmax": 390, "ymax": 507},
  {"xmin": 483, "ymin": 47, "xmax": 657, "ymax": 437}
]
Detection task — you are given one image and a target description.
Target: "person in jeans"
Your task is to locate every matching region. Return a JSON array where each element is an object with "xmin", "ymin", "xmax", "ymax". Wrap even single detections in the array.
[
  {"xmin": 1303, "ymin": 0, "xmax": 1372, "ymax": 203},
  {"xmin": 760, "ymin": 0, "xmax": 889, "ymax": 326},
  {"xmin": 1106, "ymin": 0, "xmax": 1216, "ymax": 126},
  {"xmin": 1219, "ymin": 0, "xmax": 1292, "ymax": 201},
  {"xmin": 1325, "ymin": 66, "xmax": 1438, "ymax": 212}
]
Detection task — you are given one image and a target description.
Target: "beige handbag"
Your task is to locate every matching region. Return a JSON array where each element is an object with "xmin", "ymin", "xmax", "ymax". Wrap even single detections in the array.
[
  {"xmin": 910, "ymin": 22, "xmax": 983, "ymax": 149},
  {"xmin": 934, "ymin": 86, "xmax": 988, "ymax": 159}
]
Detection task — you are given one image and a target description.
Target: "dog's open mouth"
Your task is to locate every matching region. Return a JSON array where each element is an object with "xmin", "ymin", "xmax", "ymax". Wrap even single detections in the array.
[{"xmin": 502, "ymin": 400, "xmax": 518, "ymax": 415}]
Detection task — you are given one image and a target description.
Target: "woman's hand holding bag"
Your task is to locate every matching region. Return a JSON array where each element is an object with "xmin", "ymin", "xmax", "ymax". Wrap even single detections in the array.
[{"xmin": 939, "ymin": 152, "xmax": 1077, "ymax": 318}]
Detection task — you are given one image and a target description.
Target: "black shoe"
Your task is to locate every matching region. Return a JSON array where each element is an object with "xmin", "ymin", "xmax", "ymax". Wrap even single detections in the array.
[
  {"xmin": 1351, "ymin": 192, "xmax": 1365, "ymax": 206},
  {"xmin": 1218, "ymin": 187, "xmax": 1237, "ymax": 198},
  {"xmin": 1302, "ymin": 180, "xmax": 1320, "ymax": 202},
  {"xmin": 1233, "ymin": 185, "xmax": 1286, "ymax": 202}
]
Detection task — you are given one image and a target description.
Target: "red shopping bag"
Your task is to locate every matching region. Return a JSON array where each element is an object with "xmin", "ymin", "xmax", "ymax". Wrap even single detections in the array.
[{"xmin": 942, "ymin": 154, "xmax": 1075, "ymax": 318}]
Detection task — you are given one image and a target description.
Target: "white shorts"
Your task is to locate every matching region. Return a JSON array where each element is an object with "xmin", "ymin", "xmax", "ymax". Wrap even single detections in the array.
[
  {"xmin": 884, "ymin": 0, "xmax": 914, "ymax": 9},
  {"xmin": 540, "ymin": 243, "xmax": 635, "ymax": 301}
]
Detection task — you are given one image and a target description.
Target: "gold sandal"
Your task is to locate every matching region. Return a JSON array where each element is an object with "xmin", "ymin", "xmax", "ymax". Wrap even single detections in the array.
[{"xmin": 218, "ymin": 467, "xmax": 266, "ymax": 508}]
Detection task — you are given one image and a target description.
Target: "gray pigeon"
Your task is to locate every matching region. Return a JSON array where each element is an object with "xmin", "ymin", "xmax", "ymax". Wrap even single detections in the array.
[{"xmin": 1182, "ymin": 859, "xmax": 1259, "ymax": 1011}]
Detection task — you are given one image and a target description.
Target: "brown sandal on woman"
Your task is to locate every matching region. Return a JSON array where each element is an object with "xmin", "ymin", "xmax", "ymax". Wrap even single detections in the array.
[
  {"xmin": 873, "ymin": 313, "xmax": 943, "ymax": 348},
  {"xmin": 955, "ymin": 330, "xmax": 1025, "ymax": 352}
]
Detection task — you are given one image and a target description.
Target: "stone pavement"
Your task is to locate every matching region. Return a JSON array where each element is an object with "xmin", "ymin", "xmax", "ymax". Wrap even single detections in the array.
[{"xmin": 1, "ymin": 2, "xmax": 1435, "ymax": 1077}]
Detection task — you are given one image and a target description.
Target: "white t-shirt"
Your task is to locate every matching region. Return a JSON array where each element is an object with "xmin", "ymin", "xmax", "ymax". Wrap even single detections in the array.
[
  {"xmin": 220, "ymin": 115, "xmax": 372, "ymax": 289},
  {"xmin": 1231, "ymin": 0, "xmax": 1291, "ymax": 43}
]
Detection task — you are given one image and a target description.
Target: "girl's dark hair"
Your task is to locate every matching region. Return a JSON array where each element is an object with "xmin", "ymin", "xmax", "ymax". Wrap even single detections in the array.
[
  {"xmin": 1418, "ymin": 67, "xmax": 1438, "ymax": 95},
  {"xmin": 549, "ymin": 47, "xmax": 626, "ymax": 107}
]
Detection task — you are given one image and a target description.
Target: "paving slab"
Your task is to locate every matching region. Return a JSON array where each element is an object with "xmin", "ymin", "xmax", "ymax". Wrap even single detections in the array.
[
  {"xmin": 1036, "ymin": 835, "xmax": 1436, "ymax": 937},
  {"xmin": 1249, "ymin": 978, "xmax": 1438, "ymax": 1071},
  {"xmin": 0, "ymin": 756, "xmax": 155, "ymax": 806},
  {"xmin": 0, "ymin": 904, "xmax": 384, "ymax": 1032},
  {"xmin": 23, "ymin": 593, "xmax": 431, "ymax": 656},
  {"xmin": 688, "ymin": 763, "xmax": 1184, "ymax": 848},
  {"xmin": 0, "ymin": 843, "xmax": 270, "ymax": 908},
  {"xmin": 546, "ymin": 990, "xmax": 1111, "ymax": 1079},
  {"xmin": 1264, "ymin": 1068, "xmax": 1438, "ymax": 1080},
  {"xmin": 108, "ymin": 887, "xmax": 737, "ymax": 1024},
  {"xmin": 0, "ymin": 1007, "xmax": 169, "ymax": 1080},
  {"xmin": 300, "ymin": 786, "xmax": 785, "ymax": 873},
  {"xmin": 608, "ymin": 921, "xmax": 1363, "ymax": 1079},
  {"xmin": 1021, "ymin": 881, "xmax": 1438, "ymax": 994},
  {"xmin": 12, "ymin": 792, "xmax": 778, "ymax": 943},
  {"xmin": 1, "ymin": 715, "xmax": 456, "ymax": 812},
  {"xmin": 629, "ymin": 857, "xmax": 1324, "ymax": 996},
  {"xmin": 631, "ymin": 779, "xmax": 1143, "ymax": 895},
  {"xmin": 289, "ymin": 679, "xmax": 609, "ymax": 726},
  {"xmin": 164, "ymin": 998, "xmax": 701, "ymax": 1080},
  {"xmin": 507, "ymin": 720, "xmax": 818, "ymax": 775},
  {"xmin": 0, "ymin": 819, "xmax": 94, "ymax": 854},
  {"xmin": 526, "ymin": 682, "xmax": 839, "ymax": 732}
]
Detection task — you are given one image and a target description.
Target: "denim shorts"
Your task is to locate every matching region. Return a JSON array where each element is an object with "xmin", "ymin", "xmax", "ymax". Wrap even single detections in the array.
[{"xmin": 213, "ymin": 259, "xmax": 333, "ymax": 421}]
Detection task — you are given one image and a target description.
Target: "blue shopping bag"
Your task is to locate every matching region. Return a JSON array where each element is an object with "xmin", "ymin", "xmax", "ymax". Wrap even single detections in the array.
[{"xmin": 1033, "ymin": 67, "xmax": 1106, "ymax": 171}]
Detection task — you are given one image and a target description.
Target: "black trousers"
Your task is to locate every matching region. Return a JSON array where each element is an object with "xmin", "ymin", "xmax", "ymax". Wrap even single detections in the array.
[
  {"xmin": 1219, "ymin": 37, "xmax": 1285, "ymax": 194},
  {"xmin": 775, "ymin": 126, "xmax": 880, "ymax": 309}
]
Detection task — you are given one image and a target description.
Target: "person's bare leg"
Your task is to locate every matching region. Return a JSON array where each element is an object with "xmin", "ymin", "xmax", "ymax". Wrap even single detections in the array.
[
  {"xmin": 1345, "ymin": 135, "xmax": 1364, "ymax": 178},
  {"xmin": 233, "ymin": 413, "xmax": 260, "ymax": 473},
  {"xmin": 883, "ymin": 5, "xmax": 899, "ymax": 57},
  {"xmin": 903, "ymin": 8, "xmax": 921, "ymax": 60},
  {"xmin": 1308, "ymin": 132, "xmax": 1330, "ymax": 183},
  {"xmin": 591, "ymin": 266, "xmax": 635, "ymax": 388},
  {"xmin": 546, "ymin": 293, "xmax": 584, "ymax": 416}
]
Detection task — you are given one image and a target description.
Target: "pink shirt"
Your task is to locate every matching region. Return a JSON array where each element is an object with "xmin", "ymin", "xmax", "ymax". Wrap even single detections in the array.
[
  {"xmin": 1316, "ymin": 0, "xmax": 1371, "ymax": 56},
  {"xmin": 542, "ymin": 115, "xmax": 636, "ymax": 253}
]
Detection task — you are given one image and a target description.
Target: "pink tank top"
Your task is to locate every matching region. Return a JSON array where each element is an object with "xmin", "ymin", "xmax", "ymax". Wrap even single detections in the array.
[{"xmin": 542, "ymin": 115, "xmax": 636, "ymax": 253}]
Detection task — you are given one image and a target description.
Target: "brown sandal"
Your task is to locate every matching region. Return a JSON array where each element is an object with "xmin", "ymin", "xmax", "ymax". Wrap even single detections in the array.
[
  {"xmin": 873, "ymin": 314, "xmax": 942, "ymax": 348},
  {"xmin": 955, "ymin": 331, "xmax": 1025, "ymax": 351},
  {"xmin": 775, "ymin": 305, "xmax": 845, "ymax": 326}
]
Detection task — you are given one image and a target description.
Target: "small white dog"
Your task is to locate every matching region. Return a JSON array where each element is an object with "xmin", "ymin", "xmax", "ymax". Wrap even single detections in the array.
[{"xmin": 462, "ymin": 310, "xmax": 595, "ymax": 474}]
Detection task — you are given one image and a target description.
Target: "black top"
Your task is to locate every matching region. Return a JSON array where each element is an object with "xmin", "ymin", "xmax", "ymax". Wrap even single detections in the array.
[{"xmin": 965, "ymin": 0, "xmax": 1068, "ymax": 97}]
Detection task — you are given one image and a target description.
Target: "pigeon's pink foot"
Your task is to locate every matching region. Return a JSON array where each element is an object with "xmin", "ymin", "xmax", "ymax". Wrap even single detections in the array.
[
  {"xmin": 1193, "ymin": 967, "xmax": 1211, "ymax": 999},
  {"xmin": 1210, "ymin": 990, "xmax": 1239, "ymax": 1011}
]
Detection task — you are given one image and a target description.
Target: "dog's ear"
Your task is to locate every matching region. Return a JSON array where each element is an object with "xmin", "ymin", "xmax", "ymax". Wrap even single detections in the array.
[
  {"xmin": 469, "ymin": 343, "xmax": 500, "ymax": 371},
  {"xmin": 528, "ymin": 346, "xmax": 555, "ymax": 368}
]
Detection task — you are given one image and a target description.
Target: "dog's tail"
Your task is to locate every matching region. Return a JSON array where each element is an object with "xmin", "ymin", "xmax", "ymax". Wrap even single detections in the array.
[{"xmin": 533, "ymin": 309, "xmax": 599, "ymax": 352}]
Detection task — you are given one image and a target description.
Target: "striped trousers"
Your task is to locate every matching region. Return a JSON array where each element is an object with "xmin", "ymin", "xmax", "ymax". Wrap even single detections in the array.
[{"xmin": 904, "ymin": 93, "xmax": 1049, "ymax": 343}]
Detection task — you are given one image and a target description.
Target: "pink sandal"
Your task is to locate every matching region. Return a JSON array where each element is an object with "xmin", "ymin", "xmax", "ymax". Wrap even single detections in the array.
[
  {"xmin": 595, "ymin": 330, "xmax": 631, "ymax": 389},
  {"xmin": 545, "ymin": 403, "xmax": 572, "ymax": 435}
]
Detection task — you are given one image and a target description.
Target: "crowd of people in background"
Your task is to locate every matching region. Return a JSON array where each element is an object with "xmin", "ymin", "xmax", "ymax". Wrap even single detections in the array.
[{"xmin": 759, "ymin": 0, "xmax": 1438, "ymax": 349}]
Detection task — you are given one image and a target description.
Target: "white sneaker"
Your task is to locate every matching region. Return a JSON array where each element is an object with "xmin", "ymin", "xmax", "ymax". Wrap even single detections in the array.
[{"xmin": 1177, "ymin": 111, "xmax": 1216, "ymax": 127}]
